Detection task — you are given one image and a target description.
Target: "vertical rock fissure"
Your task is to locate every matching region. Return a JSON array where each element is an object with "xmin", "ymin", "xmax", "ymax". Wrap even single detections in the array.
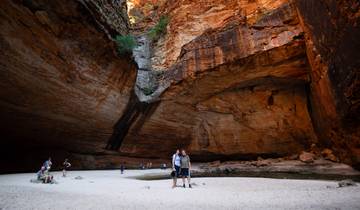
[
  {"xmin": 133, "ymin": 34, "xmax": 170, "ymax": 102},
  {"xmin": 106, "ymin": 33, "xmax": 168, "ymax": 150}
]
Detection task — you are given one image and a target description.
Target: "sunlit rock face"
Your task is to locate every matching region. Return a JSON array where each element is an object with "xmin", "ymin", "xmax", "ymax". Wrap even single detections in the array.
[
  {"xmin": 151, "ymin": 0, "xmax": 290, "ymax": 71},
  {"xmin": 119, "ymin": 1, "xmax": 318, "ymax": 161},
  {"xmin": 0, "ymin": 0, "xmax": 135, "ymax": 172},
  {"xmin": 127, "ymin": 0, "xmax": 165, "ymax": 24},
  {"xmin": 296, "ymin": 0, "xmax": 360, "ymax": 167}
]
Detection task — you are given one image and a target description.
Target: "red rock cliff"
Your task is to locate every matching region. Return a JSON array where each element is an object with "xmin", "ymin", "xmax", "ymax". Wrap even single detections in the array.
[
  {"xmin": 117, "ymin": 1, "xmax": 318, "ymax": 161},
  {"xmin": 116, "ymin": 0, "xmax": 360, "ymax": 167},
  {"xmin": 1, "ymin": 0, "xmax": 359, "ymax": 171},
  {"xmin": 295, "ymin": 0, "xmax": 360, "ymax": 167},
  {"xmin": 0, "ymin": 0, "xmax": 135, "ymax": 172}
]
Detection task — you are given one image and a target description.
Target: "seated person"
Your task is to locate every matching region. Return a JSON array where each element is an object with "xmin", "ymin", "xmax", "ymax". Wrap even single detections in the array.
[
  {"xmin": 36, "ymin": 166, "xmax": 54, "ymax": 183},
  {"xmin": 37, "ymin": 166, "xmax": 46, "ymax": 180},
  {"xmin": 43, "ymin": 171, "xmax": 53, "ymax": 183}
]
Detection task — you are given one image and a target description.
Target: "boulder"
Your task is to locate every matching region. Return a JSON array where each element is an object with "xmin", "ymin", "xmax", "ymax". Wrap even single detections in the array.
[
  {"xmin": 321, "ymin": 149, "xmax": 338, "ymax": 162},
  {"xmin": 299, "ymin": 152, "xmax": 316, "ymax": 163}
]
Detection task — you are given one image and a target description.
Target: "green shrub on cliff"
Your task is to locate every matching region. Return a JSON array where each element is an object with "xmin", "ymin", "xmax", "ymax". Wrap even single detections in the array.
[
  {"xmin": 115, "ymin": 35, "xmax": 137, "ymax": 54},
  {"xmin": 148, "ymin": 16, "xmax": 169, "ymax": 41}
]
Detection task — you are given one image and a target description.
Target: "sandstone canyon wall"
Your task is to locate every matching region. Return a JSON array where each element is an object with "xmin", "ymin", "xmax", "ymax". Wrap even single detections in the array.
[
  {"xmin": 296, "ymin": 0, "xmax": 360, "ymax": 167},
  {"xmin": 118, "ymin": 0, "xmax": 359, "ymax": 167},
  {"xmin": 119, "ymin": 1, "xmax": 318, "ymax": 161},
  {"xmin": 0, "ymin": 0, "xmax": 136, "ymax": 172},
  {"xmin": 0, "ymin": 0, "xmax": 359, "ymax": 172}
]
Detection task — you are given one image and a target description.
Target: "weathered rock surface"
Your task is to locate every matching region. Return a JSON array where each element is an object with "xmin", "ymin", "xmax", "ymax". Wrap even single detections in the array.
[
  {"xmin": 1, "ymin": 0, "xmax": 359, "ymax": 172},
  {"xmin": 0, "ymin": 0, "xmax": 135, "ymax": 172},
  {"xmin": 196, "ymin": 159, "xmax": 360, "ymax": 177},
  {"xmin": 135, "ymin": 159, "xmax": 360, "ymax": 180},
  {"xmin": 79, "ymin": 0, "xmax": 130, "ymax": 37},
  {"xmin": 113, "ymin": 0, "xmax": 360, "ymax": 170},
  {"xmin": 119, "ymin": 2, "xmax": 318, "ymax": 161},
  {"xmin": 295, "ymin": 0, "xmax": 360, "ymax": 168},
  {"xmin": 151, "ymin": 0, "xmax": 291, "ymax": 71}
]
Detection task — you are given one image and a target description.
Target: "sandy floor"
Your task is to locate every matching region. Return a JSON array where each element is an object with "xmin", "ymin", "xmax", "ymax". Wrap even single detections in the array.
[{"xmin": 0, "ymin": 169, "xmax": 359, "ymax": 210}]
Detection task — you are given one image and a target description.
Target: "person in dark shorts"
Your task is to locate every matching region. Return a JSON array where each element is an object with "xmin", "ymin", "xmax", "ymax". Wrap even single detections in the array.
[
  {"xmin": 172, "ymin": 149, "xmax": 181, "ymax": 188},
  {"xmin": 180, "ymin": 149, "xmax": 191, "ymax": 188}
]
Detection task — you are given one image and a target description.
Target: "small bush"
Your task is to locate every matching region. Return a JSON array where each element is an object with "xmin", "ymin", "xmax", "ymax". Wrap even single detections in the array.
[
  {"xmin": 148, "ymin": 16, "xmax": 169, "ymax": 41},
  {"xmin": 115, "ymin": 35, "xmax": 137, "ymax": 54}
]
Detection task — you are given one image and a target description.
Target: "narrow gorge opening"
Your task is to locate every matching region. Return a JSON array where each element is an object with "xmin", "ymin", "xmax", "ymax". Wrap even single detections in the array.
[{"xmin": 105, "ymin": 0, "xmax": 170, "ymax": 151}]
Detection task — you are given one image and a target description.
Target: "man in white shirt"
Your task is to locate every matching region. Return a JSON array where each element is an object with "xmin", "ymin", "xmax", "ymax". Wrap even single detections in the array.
[{"xmin": 172, "ymin": 149, "xmax": 181, "ymax": 188}]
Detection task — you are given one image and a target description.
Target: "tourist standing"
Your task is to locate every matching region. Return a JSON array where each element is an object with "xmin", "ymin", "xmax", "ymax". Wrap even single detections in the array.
[
  {"xmin": 120, "ymin": 163, "xmax": 125, "ymax": 174},
  {"xmin": 180, "ymin": 149, "xmax": 191, "ymax": 188},
  {"xmin": 171, "ymin": 149, "xmax": 181, "ymax": 188},
  {"xmin": 62, "ymin": 158, "xmax": 71, "ymax": 177},
  {"xmin": 139, "ymin": 163, "xmax": 145, "ymax": 170}
]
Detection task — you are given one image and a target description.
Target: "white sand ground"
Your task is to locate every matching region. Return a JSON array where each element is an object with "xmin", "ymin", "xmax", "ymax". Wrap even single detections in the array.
[{"xmin": 0, "ymin": 169, "xmax": 359, "ymax": 210}]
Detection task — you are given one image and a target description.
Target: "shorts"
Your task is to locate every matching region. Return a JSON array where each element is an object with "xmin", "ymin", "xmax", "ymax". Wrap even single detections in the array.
[
  {"xmin": 175, "ymin": 165, "xmax": 181, "ymax": 177},
  {"xmin": 181, "ymin": 168, "xmax": 189, "ymax": 177}
]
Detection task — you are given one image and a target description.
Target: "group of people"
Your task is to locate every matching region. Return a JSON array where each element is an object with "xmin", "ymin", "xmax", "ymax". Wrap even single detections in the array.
[
  {"xmin": 35, "ymin": 152, "xmax": 192, "ymax": 187},
  {"xmin": 36, "ymin": 157, "xmax": 71, "ymax": 183},
  {"xmin": 36, "ymin": 157, "xmax": 53, "ymax": 183},
  {"xmin": 139, "ymin": 162, "xmax": 153, "ymax": 170},
  {"xmin": 171, "ymin": 149, "xmax": 191, "ymax": 188}
]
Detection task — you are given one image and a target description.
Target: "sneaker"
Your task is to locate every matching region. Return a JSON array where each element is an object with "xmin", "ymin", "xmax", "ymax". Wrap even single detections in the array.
[
  {"xmin": 183, "ymin": 184, "xmax": 186, "ymax": 188},
  {"xmin": 189, "ymin": 184, "xmax": 192, "ymax": 188}
]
